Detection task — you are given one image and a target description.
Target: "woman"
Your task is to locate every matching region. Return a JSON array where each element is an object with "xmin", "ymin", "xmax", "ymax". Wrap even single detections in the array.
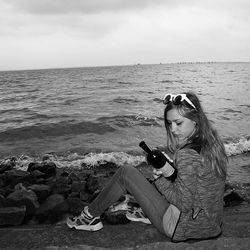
[{"xmin": 67, "ymin": 92, "xmax": 227, "ymax": 242}]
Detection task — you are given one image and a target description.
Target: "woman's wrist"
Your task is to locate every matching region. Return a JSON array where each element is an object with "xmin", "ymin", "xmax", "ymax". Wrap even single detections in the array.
[{"xmin": 151, "ymin": 174, "xmax": 161, "ymax": 182}]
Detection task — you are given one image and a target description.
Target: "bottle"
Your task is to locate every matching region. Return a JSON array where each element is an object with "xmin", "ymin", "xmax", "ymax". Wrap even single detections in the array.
[{"xmin": 139, "ymin": 141, "xmax": 177, "ymax": 180}]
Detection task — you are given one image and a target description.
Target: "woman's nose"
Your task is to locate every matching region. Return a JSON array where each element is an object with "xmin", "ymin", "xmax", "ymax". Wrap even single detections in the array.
[{"xmin": 171, "ymin": 123, "xmax": 177, "ymax": 133}]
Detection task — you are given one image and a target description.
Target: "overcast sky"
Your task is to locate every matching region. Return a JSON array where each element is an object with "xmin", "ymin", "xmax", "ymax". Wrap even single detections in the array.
[{"xmin": 0, "ymin": 0, "xmax": 249, "ymax": 71}]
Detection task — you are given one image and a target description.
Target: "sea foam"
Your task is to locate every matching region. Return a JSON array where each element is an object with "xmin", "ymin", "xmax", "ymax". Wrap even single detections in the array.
[{"xmin": 225, "ymin": 138, "xmax": 250, "ymax": 156}]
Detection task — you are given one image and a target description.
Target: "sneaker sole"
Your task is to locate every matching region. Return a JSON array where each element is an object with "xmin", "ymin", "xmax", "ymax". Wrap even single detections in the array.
[
  {"xmin": 126, "ymin": 214, "xmax": 151, "ymax": 224},
  {"xmin": 67, "ymin": 222, "xmax": 103, "ymax": 231}
]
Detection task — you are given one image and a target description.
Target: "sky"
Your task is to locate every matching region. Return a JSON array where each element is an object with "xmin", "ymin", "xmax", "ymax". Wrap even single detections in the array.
[{"xmin": 0, "ymin": 0, "xmax": 250, "ymax": 71}]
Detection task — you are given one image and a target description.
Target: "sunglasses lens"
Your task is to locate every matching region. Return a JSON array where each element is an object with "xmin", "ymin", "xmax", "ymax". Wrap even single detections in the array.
[
  {"xmin": 173, "ymin": 95, "xmax": 182, "ymax": 105},
  {"xmin": 163, "ymin": 94, "xmax": 172, "ymax": 104}
]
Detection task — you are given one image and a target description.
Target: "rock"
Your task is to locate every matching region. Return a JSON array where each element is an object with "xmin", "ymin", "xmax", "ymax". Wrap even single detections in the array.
[
  {"xmin": 5, "ymin": 169, "xmax": 32, "ymax": 186},
  {"xmin": 0, "ymin": 206, "xmax": 26, "ymax": 226},
  {"xmin": 0, "ymin": 169, "xmax": 33, "ymax": 188},
  {"xmin": 28, "ymin": 162, "xmax": 57, "ymax": 179},
  {"xmin": 68, "ymin": 192, "xmax": 79, "ymax": 199},
  {"xmin": 0, "ymin": 157, "xmax": 16, "ymax": 174},
  {"xmin": 103, "ymin": 194, "xmax": 135, "ymax": 225},
  {"xmin": 104, "ymin": 209, "xmax": 130, "ymax": 225},
  {"xmin": 67, "ymin": 172, "xmax": 80, "ymax": 183},
  {"xmin": 68, "ymin": 170, "xmax": 94, "ymax": 183},
  {"xmin": 79, "ymin": 190, "xmax": 91, "ymax": 202},
  {"xmin": 31, "ymin": 169, "xmax": 46, "ymax": 178},
  {"xmin": 14, "ymin": 183, "xmax": 26, "ymax": 190},
  {"xmin": 71, "ymin": 180, "xmax": 86, "ymax": 193},
  {"xmin": 224, "ymin": 190, "xmax": 245, "ymax": 207},
  {"xmin": 86, "ymin": 175, "xmax": 101, "ymax": 194},
  {"xmin": 35, "ymin": 177, "xmax": 47, "ymax": 184},
  {"xmin": 6, "ymin": 189, "xmax": 39, "ymax": 222},
  {"xmin": 0, "ymin": 177, "xmax": 4, "ymax": 188},
  {"xmin": 36, "ymin": 194, "xmax": 65, "ymax": 223},
  {"xmin": 79, "ymin": 170, "xmax": 95, "ymax": 180},
  {"xmin": 57, "ymin": 168, "xmax": 69, "ymax": 178},
  {"xmin": 67, "ymin": 197, "xmax": 87, "ymax": 216},
  {"xmin": 42, "ymin": 154, "xmax": 54, "ymax": 162},
  {"xmin": 0, "ymin": 185, "xmax": 14, "ymax": 197},
  {"xmin": 0, "ymin": 194, "xmax": 5, "ymax": 207},
  {"xmin": 95, "ymin": 161, "xmax": 118, "ymax": 172},
  {"xmin": 51, "ymin": 176, "xmax": 71, "ymax": 196},
  {"xmin": 28, "ymin": 184, "xmax": 51, "ymax": 203},
  {"xmin": 47, "ymin": 200, "xmax": 69, "ymax": 223}
]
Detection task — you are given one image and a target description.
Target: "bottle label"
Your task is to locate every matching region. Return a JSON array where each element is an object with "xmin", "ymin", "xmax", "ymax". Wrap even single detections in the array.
[{"xmin": 159, "ymin": 163, "xmax": 175, "ymax": 177}]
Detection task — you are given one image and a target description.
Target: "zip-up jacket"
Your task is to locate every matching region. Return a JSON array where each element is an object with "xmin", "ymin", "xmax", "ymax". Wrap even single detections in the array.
[{"xmin": 154, "ymin": 147, "xmax": 225, "ymax": 242}]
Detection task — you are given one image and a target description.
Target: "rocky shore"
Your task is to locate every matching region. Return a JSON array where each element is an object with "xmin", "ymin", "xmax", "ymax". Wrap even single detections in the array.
[{"xmin": 0, "ymin": 153, "xmax": 250, "ymax": 249}]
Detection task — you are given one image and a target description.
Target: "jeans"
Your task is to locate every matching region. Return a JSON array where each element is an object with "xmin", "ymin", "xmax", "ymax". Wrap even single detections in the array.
[{"xmin": 88, "ymin": 165, "xmax": 170, "ymax": 234}]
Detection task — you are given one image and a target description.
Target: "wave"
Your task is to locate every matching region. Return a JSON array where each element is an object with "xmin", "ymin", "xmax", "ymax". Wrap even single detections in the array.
[
  {"xmin": 0, "ymin": 113, "xmax": 163, "ymax": 141},
  {"xmin": 65, "ymin": 152, "xmax": 144, "ymax": 168},
  {"xmin": 0, "ymin": 109, "xmax": 72, "ymax": 125},
  {"xmin": 6, "ymin": 139, "xmax": 250, "ymax": 173},
  {"xmin": 224, "ymin": 138, "xmax": 250, "ymax": 156},
  {"xmin": 153, "ymin": 98, "xmax": 163, "ymax": 104},
  {"xmin": 2, "ymin": 152, "xmax": 145, "ymax": 172},
  {"xmin": 112, "ymin": 97, "xmax": 140, "ymax": 104},
  {"xmin": 0, "ymin": 120, "xmax": 115, "ymax": 140},
  {"xmin": 224, "ymin": 108, "xmax": 242, "ymax": 114},
  {"xmin": 117, "ymin": 81, "xmax": 133, "ymax": 85},
  {"xmin": 97, "ymin": 114, "xmax": 162, "ymax": 128},
  {"xmin": 60, "ymin": 138, "xmax": 250, "ymax": 168}
]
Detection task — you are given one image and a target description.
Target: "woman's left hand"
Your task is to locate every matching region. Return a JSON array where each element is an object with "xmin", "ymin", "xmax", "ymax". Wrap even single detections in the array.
[{"xmin": 152, "ymin": 168, "xmax": 162, "ymax": 180}]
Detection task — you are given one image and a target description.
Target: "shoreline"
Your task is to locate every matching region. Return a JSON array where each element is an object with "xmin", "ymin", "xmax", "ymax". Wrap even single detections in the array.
[{"xmin": 0, "ymin": 203, "xmax": 249, "ymax": 249}]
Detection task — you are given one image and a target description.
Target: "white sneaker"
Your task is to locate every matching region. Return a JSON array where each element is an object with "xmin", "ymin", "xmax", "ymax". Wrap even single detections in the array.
[
  {"xmin": 126, "ymin": 207, "xmax": 151, "ymax": 224},
  {"xmin": 66, "ymin": 206, "xmax": 103, "ymax": 231}
]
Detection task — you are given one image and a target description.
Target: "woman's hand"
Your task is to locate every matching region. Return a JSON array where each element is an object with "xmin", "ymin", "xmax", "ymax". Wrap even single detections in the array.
[{"xmin": 152, "ymin": 168, "xmax": 162, "ymax": 180}]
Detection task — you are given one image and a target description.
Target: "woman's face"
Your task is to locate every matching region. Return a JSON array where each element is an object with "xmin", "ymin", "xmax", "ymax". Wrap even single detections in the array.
[{"xmin": 167, "ymin": 108, "xmax": 196, "ymax": 145}]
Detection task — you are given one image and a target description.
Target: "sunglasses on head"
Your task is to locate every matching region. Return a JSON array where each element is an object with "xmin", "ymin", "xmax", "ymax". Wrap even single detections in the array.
[{"xmin": 163, "ymin": 93, "xmax": 197, "ymax": 110}]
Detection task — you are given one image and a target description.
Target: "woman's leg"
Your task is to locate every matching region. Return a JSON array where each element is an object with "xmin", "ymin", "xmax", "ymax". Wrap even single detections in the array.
[{"xmin": 88, "ymin": 165, "xmax": 169, "ymax": 234}]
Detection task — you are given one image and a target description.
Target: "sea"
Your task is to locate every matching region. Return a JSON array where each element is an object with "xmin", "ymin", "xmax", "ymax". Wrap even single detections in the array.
[{"xmin": 0, "ymin": 62, "xmax": 249, "ymax": 189}]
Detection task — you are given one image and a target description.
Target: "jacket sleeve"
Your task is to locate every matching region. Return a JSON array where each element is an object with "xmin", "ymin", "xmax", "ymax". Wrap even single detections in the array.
[{"xmin": 154, "ymin": 148, "xmax": 202, "ymax": 212}]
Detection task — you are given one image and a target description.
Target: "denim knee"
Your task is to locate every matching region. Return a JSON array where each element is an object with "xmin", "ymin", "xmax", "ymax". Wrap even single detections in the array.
[{"xmin": 118, "ymin": 165, "xmax": 138, "ymax": 185}]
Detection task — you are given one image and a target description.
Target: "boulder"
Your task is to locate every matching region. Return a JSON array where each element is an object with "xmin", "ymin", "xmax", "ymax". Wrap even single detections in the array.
[
  {"xmin": 47, "ymin": 200, "xmax": 69, "ymax": 223},
  {"xmin": 0, "ymin": 206, "xmax": 26, "ymax": 226},
  {"xmin": 68, "ymin": 169, "xmax": 94, "ymax": 183},
  {"xmin": 68, "ymin": 192, "xmax": 80, "ymax": 199},
  {"xmin": 0, "ymin": 185, "xmax": 14, "ymax": 197},
  {"xmin": 67, "ymin": 172, "xmax": 80, "ymax": 183},
  {"xmin": 36, "ymin": 194, "xmax": 66, "ymax": 223},
  {"xmin": 50, "ymin": 176, "xmax": 71, "ymax": 196},
  {"xmin": 67, "ymin": 197, "xmax": 87, "ymax": 216},
  {"xmin": 104, "ymin": 209, "xmax": 130, "ymax": 225},
  {"xmin": 224, "ymin": 190, "xmax": 245, "ymax": 207},
  {"xmin": 4, "ymin": 169, "xmax": 33, "ymax": 187},
  {"xmin": 0, "ymin": 157, "xmax": 16, "ymax": 174},
  {"xmin": 6, "ymin": 189, "xmax": 39, "ymax": 222},
  {"xmin": 31, "ymin": 169, "xmax": 46, "ymax": 178},
  {"xmin": 28, "ymin": 184, "xmax": 51, "ymax": 203},
  {"xmin": 79, "ymin": 190, "xmax": 91, "ymax": 202},
  {"xmin": 28, "ymin": 162, "xmax": 57, "ymax": 179},
  {"xmin": 0, "ymin": 194, "xmax": 5, "ymax": 207},
  {"xmin": 86, "ymin": 175, "xmax": 100, "ymax": 194},
  {"xmin": 71, "ymin": 180, "xmax": 86, "ymax": 193}
]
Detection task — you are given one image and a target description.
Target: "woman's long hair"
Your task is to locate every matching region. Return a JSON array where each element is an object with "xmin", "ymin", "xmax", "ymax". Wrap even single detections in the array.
[{"xmin": 164, "ymin": 92, "xmax": 227, "ymax": 179}]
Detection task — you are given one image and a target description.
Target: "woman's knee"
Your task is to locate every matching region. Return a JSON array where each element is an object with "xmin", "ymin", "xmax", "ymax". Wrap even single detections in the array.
[{"xmin": 120, "ymin": 165, "xmax": 138, "ymax": 177}]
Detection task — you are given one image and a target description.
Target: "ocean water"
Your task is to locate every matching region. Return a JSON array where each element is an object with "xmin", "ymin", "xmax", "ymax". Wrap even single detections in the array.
[{"xmin": 0, "ymin": 63, "xmax": 249, "ymax": 185}]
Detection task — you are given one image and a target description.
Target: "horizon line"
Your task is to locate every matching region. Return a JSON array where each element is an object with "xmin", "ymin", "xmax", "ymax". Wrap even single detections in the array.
[{"xmin": 1, "ymin": 61, "xmax": 250, "ymax": 73}]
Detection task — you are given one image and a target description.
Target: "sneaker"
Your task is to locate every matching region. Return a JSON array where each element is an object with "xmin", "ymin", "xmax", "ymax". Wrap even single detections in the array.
[
  {"xmin": 126, "ymin": 207, "xmax": 151, "ymax": 224},
  {"xmin": 66, "ymin": 206, "xmax": 103, "ymax": 231}
]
